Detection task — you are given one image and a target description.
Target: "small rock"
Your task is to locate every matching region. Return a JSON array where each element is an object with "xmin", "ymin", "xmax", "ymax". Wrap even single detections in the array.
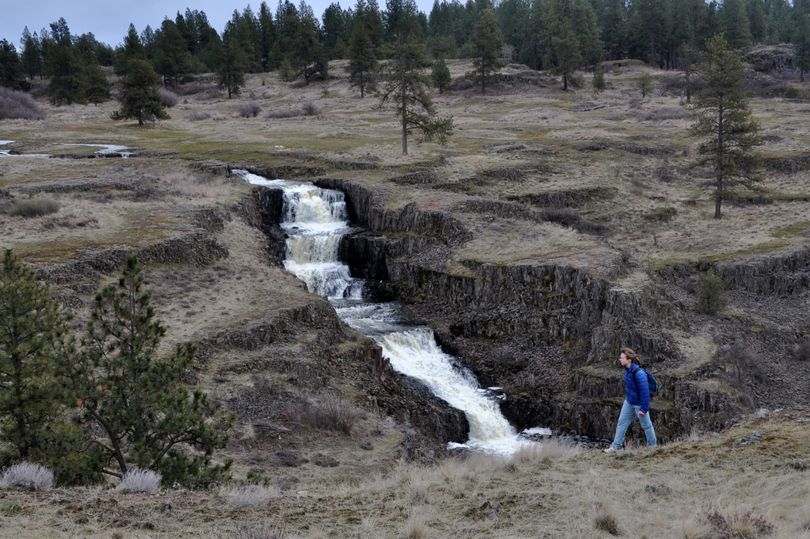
[
  {"xmin": 754, "ymin": 408, "xmax": 770, "ymax": 418},
  {"xmin": 790, "ymin": 459, "xmax": 807, "ymax": 471},
  {"xmin": 159, "ymin": 503, "xmax": 172, "ymax": 513},
  {"xmin": 360, "ymin": 441, "xmax": 373, "ymax": 451},
  {"xmin": 737, "ymin": 431, "xmax": 763, "ymax": 446}
]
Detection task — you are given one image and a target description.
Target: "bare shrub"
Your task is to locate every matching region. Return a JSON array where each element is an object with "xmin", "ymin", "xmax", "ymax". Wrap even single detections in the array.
[
  {"xmin": 118, "ymin": 468, "xmax": 161, "ymax": 493},
  {"xmin": 265, "ymin": 108, "xmax": 298, "ymax": 119},
  {"xmin": 705, "ymin": 510, "xmax": 774, "ymax": 538},
  {"xmin": 0, "ymin": 87, "xmax": 44, "ymax": 120},
  {"xmin": 187, "ymin": 111, "xmax": 211, "ymax": 121},
  {"xmin": 222, "ymin": 484, "xmax": 273, "ymax": 508},
  {"xmin": 239, "ymin": 102, "xmax": 261, "ymax": 118},
  {"xmin": 592, "ymin": 504, "xmax": 620, "ymax": 536},
  {"xmin": 794, "ymin": 337, "xmax": 810, "ymax": 362},
  {"xmin": 0, "ymin": 462, "xmax": 54, "ymax": 491},
  {"xmin": 226, "ymin": 523, "xmax": 286, "ymax": 539},
  {"xmin": 293, "ymin": 393, "xmax": 364, "ymax": 435},
  {"xmin": 159, "ymin": 87, "xmax": 179, "ymax": 107},
  {"xmin": 6, "ymin": 198, "xmax": 59, "ymax": 218},
  {"xmin": 302, "ymin": 102, "xmax": 320, "ymax": 116}
]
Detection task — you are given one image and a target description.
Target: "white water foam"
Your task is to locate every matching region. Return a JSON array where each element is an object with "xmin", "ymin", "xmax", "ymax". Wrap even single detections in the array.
[{"xmin": 235, "ymin": 169, "xmax": 540, "ymax": 455}]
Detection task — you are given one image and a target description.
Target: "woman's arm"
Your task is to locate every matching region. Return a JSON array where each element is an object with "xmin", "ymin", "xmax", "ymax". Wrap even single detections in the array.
[{"xmin": 635, "ymin": 369, "xmax": 650, "ymax": 413}]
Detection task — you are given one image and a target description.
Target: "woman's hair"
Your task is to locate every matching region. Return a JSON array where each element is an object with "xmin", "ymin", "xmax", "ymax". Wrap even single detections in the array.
[{"xmin": 622, "ymin": 347, "xmax": 642, "ymax": 366}]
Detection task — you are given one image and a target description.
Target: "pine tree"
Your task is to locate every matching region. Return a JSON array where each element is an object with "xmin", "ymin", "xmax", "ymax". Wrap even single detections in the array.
[
  {"xmin": 218, "ymin": 28, "xmax": 248, "ymax": 98},
  {"xmin": 20, "ymin": 28, "xmax": 43, "ymax": 81},
  {"xmin": 638, "ymin": 71, "xmax": 652, "ymax": 97},
  {"xmin": 721, "ymin": 0, "xmax": 753, "ymax": 49},
  {"xmin": 549, "ymin": 11, "xmax": 582, "ymax": 91},
  {"xmin": 592, "ymin": 61, "xmax": 606, "ymax": 91},
  {"xmin": 0, "ymin": 250, "xmax": 67, "ymax": 462},
  {"xmin": 431, "ymin": 57, "xmax": 451, "ymax": 93},
  {"xmin": 381, "ymin": 28, "xmax": 453, "ymax": 155},
  {"xmin": 61, "ymin": 257, "xmax": 232, "ymax": 486},
  {"xmin": 348, "ymin": 20, "xmax": 378, "ymax": 97},
  {"xmin": 84, "ymin": 62, "xmax": 110, "ymax": 104},
  {"xmin": 0, "ymin": 40, "xmax": 28, "ymax": 90},
  {"xmin": 259, "ymin": 1, "xmax": 277, "ymax": 70},
  {"xmin": 471, "ymin": 9, "xmax": 504, "ymax": 94},
  {"xmin": 45, "ymin": 19, "xmax": 87, "ymax": 105},
  {"xmin": 154, "ymin": 19, "xmax": 192, "ymax": 87},
  {"xmin": 111, "ymin": 59, "xmax": 168, "ymax": 126},
  {"xmin": 692, "ymin": 34, "xmax": 761, "ymax": 219}
]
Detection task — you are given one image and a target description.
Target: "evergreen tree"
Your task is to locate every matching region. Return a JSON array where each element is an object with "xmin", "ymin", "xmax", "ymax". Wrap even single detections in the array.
[
  {"xmin": 61, "ymin": 257, "xmax": 232, "ymax": 486},
  {"xmin": 431, "ymin": 57, "xmax": 451, "ymax": 93},
  {"xmin": 495, "ymin": 0, "xmax": 531, "ymax": 63},
  {"xmin": 547, "ymin": 0, "xmax": 584, "ymax": 91},
  {"xmin": 323, "ymin": 2, "xmax": 350, "ymax": 58},
  {"xmin": 381, "ymin": 28, "xmax": 453, "ymax": 155},
  {"xmin": 638, "ymin": 71, "xmax": 652, "ymax": 96},
  {"xmin": 0, "ymin": 250, "xmax": 68, "ymax": 462},
  {"xmin": 45, "ymin": 18, "xmax": 87, "ymax": 104},
  {"xmin": 0, "ymin": 40, "xmax": 28, "ymax": 90},
  {"xmin": 348, "ymin": 19, "xmax": 378, "ymax": 97},
  {"xmin": 111, "ymin": 59, "xmax": 168, "ymax": 126},
  {"xmin": 154, "ymin": 19, "xmax": 192, "ymax": 87},
  {"xmin": 218, "ymin": 27, "xmax": 248, "ymax": 98},
  {"xmin": 601, "ymin": 0, "xmax": 627, "ymax": 60},
  {"xmin": 592, "ymin": 61, "xmax": 606, "ymax": 91},
  {"xmin": 84, "ymin": 62, "xmax": 110, "ymax": 104},
  {"xmin": 259, "ymin": 1, "xmax": 277, "ymax": 70},
  {"xmin": 692, "ymin": 34, "xmax": 761, "ymax": 219},
  {"xmin": 721, "ymin": 0, "xmax": 753, "ymax": 49},
  {"xmin": 470, "ymin": 9, "xmax": 504, "ymax": 93},
  {"xmin": 20, "ymin": 27, "xmax": 43, "ymax": 81},
  {"xmin": 288, "ymin": 1, "xmax": 329, "ymax": 82}
]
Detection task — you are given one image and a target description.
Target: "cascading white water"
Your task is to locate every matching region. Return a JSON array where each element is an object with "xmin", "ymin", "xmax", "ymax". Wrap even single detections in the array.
[{"xmin": 236, "ymin": 169, "xmax": 535, "ymax": 455}]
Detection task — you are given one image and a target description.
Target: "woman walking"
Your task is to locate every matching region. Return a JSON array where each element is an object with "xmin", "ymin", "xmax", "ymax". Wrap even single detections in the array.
[{"xmin": 604, "ymin": 347, "xmax": 657, "ymax": 452}]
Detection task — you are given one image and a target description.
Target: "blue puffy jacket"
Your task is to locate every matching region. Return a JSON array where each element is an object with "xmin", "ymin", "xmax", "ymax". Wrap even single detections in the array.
[{"xmin": 624, "ymin": 363, "xmax": 650, "ymax": 413}]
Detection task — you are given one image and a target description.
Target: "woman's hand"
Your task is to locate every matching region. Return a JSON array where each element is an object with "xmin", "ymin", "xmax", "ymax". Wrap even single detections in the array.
[{"xmin": 637, "ymin": 410, "xmax": 646, "ymax": 416}]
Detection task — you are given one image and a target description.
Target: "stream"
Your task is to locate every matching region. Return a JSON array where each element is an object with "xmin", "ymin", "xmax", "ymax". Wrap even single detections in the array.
[{"xmin": 236, "ymin": 170, "xmax": 546, "ymax": 455}]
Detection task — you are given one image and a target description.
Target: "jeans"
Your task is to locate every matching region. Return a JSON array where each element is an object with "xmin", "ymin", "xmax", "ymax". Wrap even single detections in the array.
[{"xmin": 610, "ymin": 400, "xmax": 657, "ymax": 449}]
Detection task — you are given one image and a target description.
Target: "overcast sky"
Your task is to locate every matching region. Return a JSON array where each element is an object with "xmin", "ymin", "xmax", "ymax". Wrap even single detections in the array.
[{"xmin": 0, "ymin": 0, "xmax": 434, "ymax": 48}]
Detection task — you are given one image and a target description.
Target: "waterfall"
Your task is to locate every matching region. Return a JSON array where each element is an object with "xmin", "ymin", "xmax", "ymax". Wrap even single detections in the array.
[{"xmin": 235, "ymin": 169, "xmax": 536, "ymax": 455}]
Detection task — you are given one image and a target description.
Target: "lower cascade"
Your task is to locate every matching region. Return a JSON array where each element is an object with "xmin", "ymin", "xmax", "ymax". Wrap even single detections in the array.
[{"xmin": 236, "ymin": 170, "xmax": 539, "ymax": 455}]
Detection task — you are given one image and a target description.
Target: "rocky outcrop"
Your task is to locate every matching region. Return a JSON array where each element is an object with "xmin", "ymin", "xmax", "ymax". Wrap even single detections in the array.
[
  {"xmin": 39, "ymin": 232, "xmax": 228, "ymax": 288},
  {"xmin": 658, "ymin": 245, "xmax": 810, "ymax": 296},
  {"xmin": 313, "ymin": 178, "xmax": 766, "ymax": 442}
]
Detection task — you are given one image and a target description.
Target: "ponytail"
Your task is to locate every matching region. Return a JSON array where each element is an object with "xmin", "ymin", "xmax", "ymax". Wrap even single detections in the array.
[{"xmin": 622, "ymin": 347, "xmax": 642, "ymax": 367}]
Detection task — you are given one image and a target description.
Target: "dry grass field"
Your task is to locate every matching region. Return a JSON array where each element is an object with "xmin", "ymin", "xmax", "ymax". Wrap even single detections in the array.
[
  {"xmin": 2, "ymin": 59, "xmax": 810, "ymax": 537},
  {"xmin": 0, "ymin": 411, "xmax": 808, "ymax": 538}
]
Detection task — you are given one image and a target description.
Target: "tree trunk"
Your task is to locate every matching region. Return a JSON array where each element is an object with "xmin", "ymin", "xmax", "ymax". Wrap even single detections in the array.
[
  {"xmin": 563, "ymin": 73, "xmax": 568, "ymax": 91},
  {"xmin": 360, "ymin": 72, "xmax": 365, "ymax": 98},
  {"xmin": 481, "ymin": 66, "xmax": 485, "ymax": 94},
  {"xmin": 715, "ymin": 106, "xmax": 724, "ymax": 219},
  {"xmin": 401, "ymin": 78, "xmax": 408, "ymax": 155},
  {"xmin": 802, "ymin": 68, "xmax": 805, "ymax": 83}
]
